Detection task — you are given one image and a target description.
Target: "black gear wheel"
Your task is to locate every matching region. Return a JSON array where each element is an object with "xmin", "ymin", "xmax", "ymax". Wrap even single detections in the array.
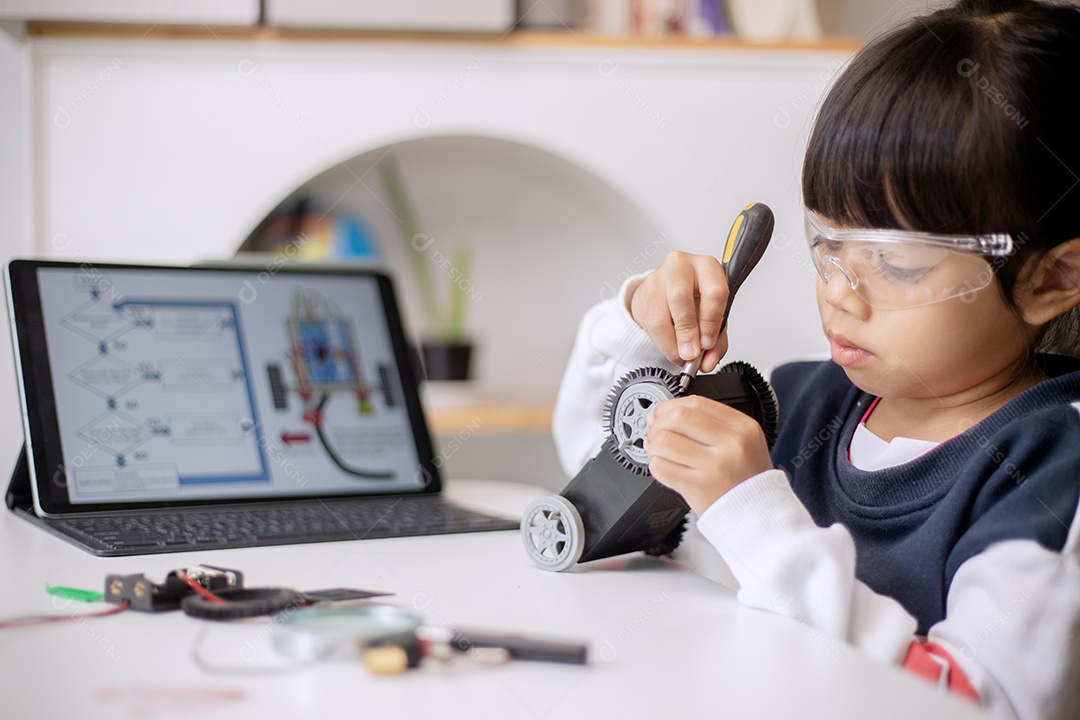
[
  {"xmin": 604, "ymin": 366, "xmax": 683, "ymax": 475},
  {"xmin": 718, "ymin": 360, "xmax": 780, "ymax": 447},
  {"xmin": 643, "ymin": 515, "xmax": 688, "ymax": 557}
]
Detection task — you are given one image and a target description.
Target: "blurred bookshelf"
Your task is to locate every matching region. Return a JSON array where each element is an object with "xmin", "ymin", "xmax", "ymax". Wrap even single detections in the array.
[{"xmin": 24, "ymin": 21, "xmax": 858, "ymax": 51}]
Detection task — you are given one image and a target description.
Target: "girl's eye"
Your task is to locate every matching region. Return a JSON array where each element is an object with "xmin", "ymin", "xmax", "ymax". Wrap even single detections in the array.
[
  {"xmin": 873, "ymin": 255, "xmax": 930, "ymax": 283},
  {"xmin": 811, "ymin": 236, "xmax": 842, "ymax": 254}
]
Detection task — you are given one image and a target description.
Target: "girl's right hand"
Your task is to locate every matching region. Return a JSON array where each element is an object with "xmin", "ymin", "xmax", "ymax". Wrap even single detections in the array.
[{"xmin": 629, "ymin": 251, "xmax": 729, "ymax": 373}]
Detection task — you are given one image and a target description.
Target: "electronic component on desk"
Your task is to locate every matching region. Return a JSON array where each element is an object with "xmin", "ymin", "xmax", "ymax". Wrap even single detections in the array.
[
  {"xmin": 104, "ymin": 565, "xmax": 243, "ymax": 612},
  {"xmin": 522, "ymin": 203, "xmax": 779, "ymax": 572},
  {"xmin": 272, "ymin": 603, "xmax": 589, "ymax": 674}
]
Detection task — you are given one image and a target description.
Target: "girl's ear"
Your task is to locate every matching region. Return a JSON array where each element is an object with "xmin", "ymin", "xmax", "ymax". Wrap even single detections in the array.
[{"xmin": 1017, "ymin": 238, "xmax": 1080, "ymax": 326}]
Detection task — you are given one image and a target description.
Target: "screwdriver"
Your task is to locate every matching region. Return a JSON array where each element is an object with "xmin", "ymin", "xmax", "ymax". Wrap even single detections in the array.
[{"xmin": 678, "ymin": 202, "xmax": 775, "ymax": 391}]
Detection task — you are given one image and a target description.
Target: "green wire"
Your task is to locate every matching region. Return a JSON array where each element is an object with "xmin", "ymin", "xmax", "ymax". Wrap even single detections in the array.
[{"xmin": 46, "ymin": 584, "xmax": 105, "ymax": 603}]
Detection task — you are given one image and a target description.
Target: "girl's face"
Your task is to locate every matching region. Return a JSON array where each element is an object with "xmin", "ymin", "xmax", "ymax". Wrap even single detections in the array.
[{"xmin": 815, "ymin": 262, "xmax": 1032, "ymax": 402}]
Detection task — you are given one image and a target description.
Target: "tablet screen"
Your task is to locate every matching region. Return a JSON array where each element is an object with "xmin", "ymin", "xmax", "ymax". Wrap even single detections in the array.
[{"xmin": 7, "ymin": 261, "xmax": 438, "ymax": 514}]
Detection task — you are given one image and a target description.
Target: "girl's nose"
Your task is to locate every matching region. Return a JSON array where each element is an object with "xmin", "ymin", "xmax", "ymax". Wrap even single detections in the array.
[
  {"xmin": 819, "ymin": 255, "xmax": 858, "ymax": 290},
  {"xmin": 818, "ymin": 258, "xmax": 870, "ymax": 317}
]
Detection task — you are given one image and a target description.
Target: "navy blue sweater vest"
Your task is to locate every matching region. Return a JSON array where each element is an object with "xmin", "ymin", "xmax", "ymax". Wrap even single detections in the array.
[{"xmin": 769, "ymin": 357, "xmax": 1080, "ymax": 634}]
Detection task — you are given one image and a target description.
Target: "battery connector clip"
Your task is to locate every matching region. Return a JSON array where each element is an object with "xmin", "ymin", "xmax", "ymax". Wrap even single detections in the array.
[{"xmin": 104, "ymin": 565, "xmax": 243, "ymax": 612}]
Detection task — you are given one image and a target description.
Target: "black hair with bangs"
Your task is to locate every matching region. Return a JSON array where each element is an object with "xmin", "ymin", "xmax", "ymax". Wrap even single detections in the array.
[{"xmin": 803, "ymin": 0, "xmax": 1080, "ymax": 345}]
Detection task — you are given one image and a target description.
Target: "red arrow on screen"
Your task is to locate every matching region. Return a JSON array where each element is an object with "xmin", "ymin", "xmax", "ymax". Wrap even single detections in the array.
[{"xmin": 281, "ymin": 431, "xmax": 312, "ymax": 445}]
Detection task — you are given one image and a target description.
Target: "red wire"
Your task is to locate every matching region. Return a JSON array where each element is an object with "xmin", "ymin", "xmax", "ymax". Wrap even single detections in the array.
[
  {"xmin": 179, "ymin": 570, "xmax": 227, "ymax": 605},
  {"xmin": 0, "ymin": 600, "xmax": 129, "ymax": 629}
]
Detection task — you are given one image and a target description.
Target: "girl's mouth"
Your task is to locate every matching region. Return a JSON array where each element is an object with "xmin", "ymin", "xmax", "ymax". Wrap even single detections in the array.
[{"xmin": 829, "ymin": 333, "xmax": 872, "ymax": 367}]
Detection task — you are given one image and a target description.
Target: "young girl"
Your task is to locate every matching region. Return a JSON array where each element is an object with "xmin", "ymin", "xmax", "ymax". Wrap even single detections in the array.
[{"xmin": 553, "ymin": 1, "xmax": 1080, "ymax": 717}]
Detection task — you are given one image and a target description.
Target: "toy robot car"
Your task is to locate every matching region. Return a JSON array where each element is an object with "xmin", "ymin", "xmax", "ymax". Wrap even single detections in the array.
[{"xmin": 522, "ymin": 360, "xmax": 778, "ymax": 571}]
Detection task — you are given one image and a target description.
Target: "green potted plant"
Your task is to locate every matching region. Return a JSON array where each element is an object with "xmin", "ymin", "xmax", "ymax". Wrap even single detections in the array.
[{"xmin": 380, "ymin": 157, "xmax": 475, "ymax": 381}]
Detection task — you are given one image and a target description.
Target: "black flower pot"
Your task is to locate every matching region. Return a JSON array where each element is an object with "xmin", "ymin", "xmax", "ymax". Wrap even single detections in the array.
[{"xmin": 421, "ymin": 342, "xmax": 473, "ymax": 381}]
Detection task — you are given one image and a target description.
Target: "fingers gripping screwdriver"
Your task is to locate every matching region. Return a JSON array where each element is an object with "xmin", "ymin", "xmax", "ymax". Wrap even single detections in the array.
[{"xmin": 679, "ymin": 202, "xmax": 775, "ymax": 391}]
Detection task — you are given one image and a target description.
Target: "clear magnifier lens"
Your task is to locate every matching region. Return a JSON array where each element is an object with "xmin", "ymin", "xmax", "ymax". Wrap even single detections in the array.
[{"xmin": 273, "ymin": 604, "xmax": 423, "ymax": 662}]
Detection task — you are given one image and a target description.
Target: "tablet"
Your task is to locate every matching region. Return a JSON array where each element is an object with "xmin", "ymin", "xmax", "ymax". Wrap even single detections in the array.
[{"xmin": 6, "ymin": 259, "xmax": 440, "ymax": 517}]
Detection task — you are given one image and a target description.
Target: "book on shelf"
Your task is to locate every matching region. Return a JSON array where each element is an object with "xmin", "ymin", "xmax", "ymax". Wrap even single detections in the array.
[{"xmin": 581, "ymin": 0, "xmax": 731, "ymax": 38}]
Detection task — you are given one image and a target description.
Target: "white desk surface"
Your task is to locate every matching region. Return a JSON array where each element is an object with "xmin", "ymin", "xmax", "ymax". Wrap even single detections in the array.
[{"xmin": 0, "ymin": 479, "xmax": 986, "ymax": 720}]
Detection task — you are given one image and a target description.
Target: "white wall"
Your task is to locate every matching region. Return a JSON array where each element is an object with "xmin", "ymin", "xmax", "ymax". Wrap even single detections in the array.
[
  {"xmin": 3, "ymin": 34, "xmax": 852, "ymax": 485},
  {"xmin": 0, "ymin": 22, "xmax": 29, "ymax": 481},
  {"xmin": 26, "ymin": 38, "xmax": 841, "ymax": 373}
]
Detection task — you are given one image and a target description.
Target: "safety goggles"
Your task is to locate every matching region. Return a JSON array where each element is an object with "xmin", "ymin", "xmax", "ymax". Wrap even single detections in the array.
[{"xmin": 804, "ymin": 210, "xmax": 1014, "ymax": 309}]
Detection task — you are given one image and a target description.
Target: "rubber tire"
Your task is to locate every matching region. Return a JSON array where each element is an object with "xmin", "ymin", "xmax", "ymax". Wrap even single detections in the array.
[{"xmin": 521, "ymin": 495, "xmax": 585, "ymax": 572}]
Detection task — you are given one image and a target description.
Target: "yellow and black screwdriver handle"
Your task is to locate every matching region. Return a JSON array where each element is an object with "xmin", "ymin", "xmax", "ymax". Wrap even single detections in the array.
[
  {"xmin": 720, "ymin": 202, "xmax": 775, "ymax": 330},
  {"xmin": 679, "ymin": 202, "xmax": 775, "ymax": 387}
]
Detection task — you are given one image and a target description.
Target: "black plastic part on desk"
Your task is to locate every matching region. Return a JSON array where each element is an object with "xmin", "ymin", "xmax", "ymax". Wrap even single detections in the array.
[{"xmin": 452, "ymin": 629, "xmax": 589, "ymax": 664}]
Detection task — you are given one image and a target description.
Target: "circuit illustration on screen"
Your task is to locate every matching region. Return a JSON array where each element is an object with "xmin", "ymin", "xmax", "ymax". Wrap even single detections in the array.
[{"xmin": 266, "ymin": 289, "xmax": 397, "ymax": 479}]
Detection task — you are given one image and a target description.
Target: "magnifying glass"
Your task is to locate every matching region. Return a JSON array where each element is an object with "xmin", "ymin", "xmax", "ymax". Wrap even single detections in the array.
[{"xmin": 273, "ymin": 603, "xmax": 423, "ymax": 663}]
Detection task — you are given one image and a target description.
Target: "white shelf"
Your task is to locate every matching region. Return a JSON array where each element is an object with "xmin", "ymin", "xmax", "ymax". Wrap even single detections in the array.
[{"xmin": 23, "ymin": 21, "xmax": 860, "ymax": 52}]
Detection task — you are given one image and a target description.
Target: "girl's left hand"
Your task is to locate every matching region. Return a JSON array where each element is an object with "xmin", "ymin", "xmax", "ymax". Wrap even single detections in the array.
[{"xmin": 646, "ymin": 395, "xmax": 773, "ymax": 515}]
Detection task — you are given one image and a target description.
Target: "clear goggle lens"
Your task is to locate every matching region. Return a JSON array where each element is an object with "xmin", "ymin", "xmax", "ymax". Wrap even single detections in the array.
[{"xmin": 804, "ymin": 211, "xmax": 1013, "ymax": 310}]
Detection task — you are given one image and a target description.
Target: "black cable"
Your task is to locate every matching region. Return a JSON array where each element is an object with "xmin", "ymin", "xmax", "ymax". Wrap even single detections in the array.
[
  {"xmin": 314, "ymin": 394, "xmax": 395, "ymax": 479},
  {"xmin": 181, "ymin": 588, "xmax": 304, "ymax": 620}
]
